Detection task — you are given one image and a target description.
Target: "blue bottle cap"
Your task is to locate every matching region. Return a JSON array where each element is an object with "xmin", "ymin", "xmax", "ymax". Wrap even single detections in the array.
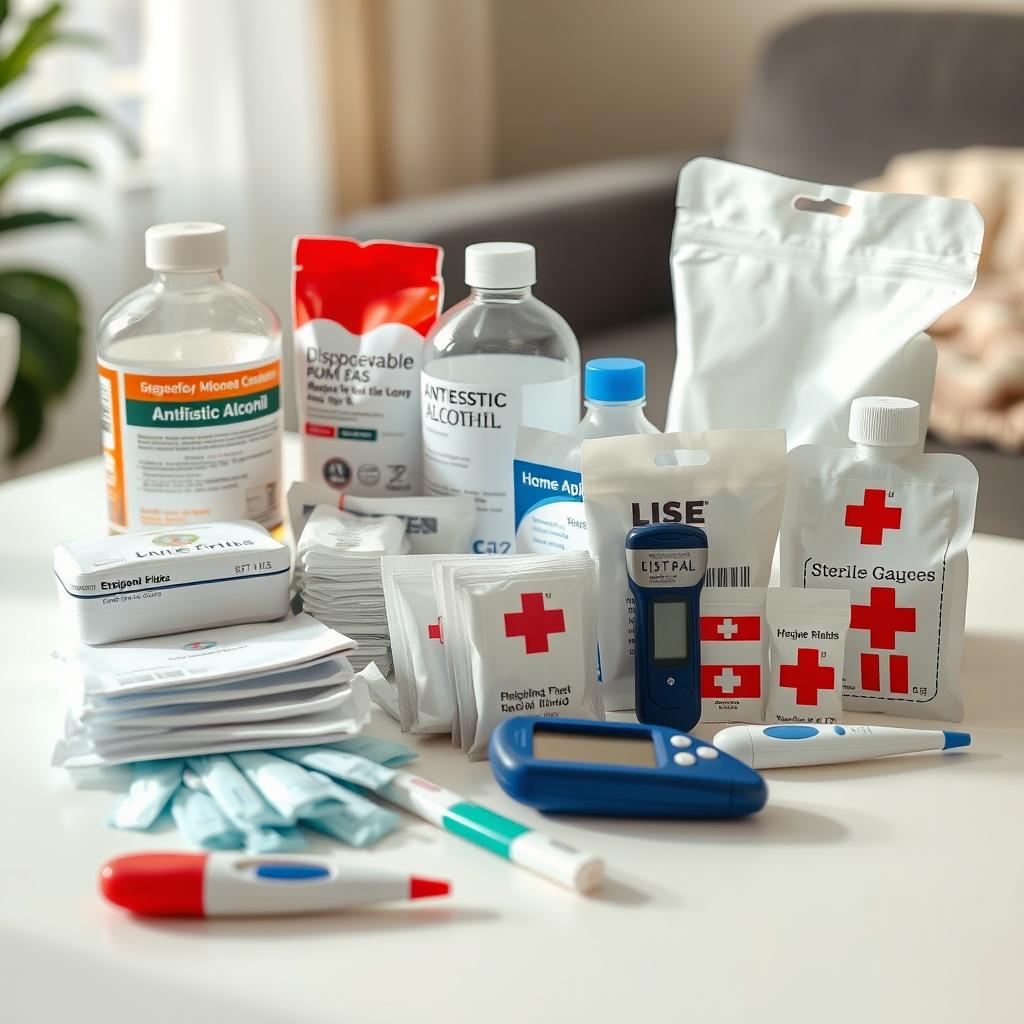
[{"xmin": 584, "ymin": 358, "xmax": 646, "ymax": 404}]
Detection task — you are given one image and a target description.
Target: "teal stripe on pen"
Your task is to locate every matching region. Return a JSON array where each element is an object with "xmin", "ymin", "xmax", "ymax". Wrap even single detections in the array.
[{"xmin": 441, "ymin": 802, "xmax": 531, "ymax": 858}]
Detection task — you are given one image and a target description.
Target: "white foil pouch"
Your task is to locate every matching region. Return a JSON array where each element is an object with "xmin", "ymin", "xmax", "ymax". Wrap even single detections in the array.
[
  {"xmin": 667, "ymin": 157, "xmax": 983, "ymax": 448},
  {"xmin": 781, "ymin": 399, "xmax": 978, "ymax": 721},
  {"xmin": 765, "ymin": 588, "xmax": 850, "ymax": 725},
  {"xmin": 513, "ymin": 427, "xmax": 586, "ymax": 554},
  {"xmin": 582, "ymin": 429, "xmax": 786, "ymax": 710},
  {"xmin": 699, "ymin": 587, "xmax": 767, "ymax": 724},
  {"xmin": 439, "ymin": 554, "xmax": 604, "ymax": 760},
  {"xmin": 382, "ymin": 553, "xmax": 490, "ymax": 735},
  {"xmin": 287, "ymin": 481, "xmax": 475, "ymax": 554},
  {"xmin": 293, "ymin": 237, "xmax": 443, "ymax": 497}
]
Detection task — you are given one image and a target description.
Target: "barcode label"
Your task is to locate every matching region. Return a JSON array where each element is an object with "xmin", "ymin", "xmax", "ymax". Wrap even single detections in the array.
[
  {"xmin": 99, "ymin": 376, "xmax": 114, "ymax": 447},
  {"xmin": 704, "ymin": 566, "xmax": 751, "ymax": 587}
]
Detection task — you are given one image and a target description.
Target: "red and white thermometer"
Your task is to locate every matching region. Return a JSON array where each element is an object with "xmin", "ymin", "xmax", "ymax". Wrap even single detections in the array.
[{"xmin": 100, "ymin": 852, "xmax": 450, "ymax": 917}]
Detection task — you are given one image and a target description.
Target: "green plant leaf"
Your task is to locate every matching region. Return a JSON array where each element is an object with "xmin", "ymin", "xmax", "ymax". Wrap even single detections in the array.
[
  {"xmin": 3, "ymin": 372, "xmax": 45, "ymax": 457},
  {"xmin": 0, "ymin": 149, "xmax": 93, "ymax": 188},
  {"xmin": 0, "ymin": 269, "xmax": 82, "ymax": 398},
  {"xmin": 0, "ymin": 101, "xmax": 105, "ymax": 140},
  {"xmin": 0, "ymin": 1, "xmax": 9, "ymax": 29},
  {"xmin": 51, "ymin": 29, "xmax": 105, "ymax": 49},
  {"xmin": 0, "ymin": 211, "xmax": 84, "ymax": 233},
  {"xmin": 0, "ymin": 3, "xmax": 64, "ymax": 89}
]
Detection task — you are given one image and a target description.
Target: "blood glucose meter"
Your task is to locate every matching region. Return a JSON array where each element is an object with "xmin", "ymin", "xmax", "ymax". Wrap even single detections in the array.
[
  {"xmin": 489, "ymin": 717, "xmax": 766, "ymax": 818},
  {"xmin": 625, "ymin": 523, "xmax": 708, "ymax": 731}
]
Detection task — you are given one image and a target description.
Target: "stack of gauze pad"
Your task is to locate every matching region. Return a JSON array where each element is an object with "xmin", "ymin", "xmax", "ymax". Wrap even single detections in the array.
[
  {"xmin": 294, "ymin": 505, "xmax": 410, "ymax": 675},
  {"xmin": 53, "ymin": 614, "xmax": 369, "ymax": 769},
  {"xmin": 383, "ymin": 552, "xmax": 604, "ymax": 760}
]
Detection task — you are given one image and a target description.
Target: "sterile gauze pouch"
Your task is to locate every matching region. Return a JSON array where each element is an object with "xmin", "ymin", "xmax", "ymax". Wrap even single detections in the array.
[
  {"xmin": 700, "ymin": 587, "xmax": 767, "ymax": 724},
  {"xmin": 765, "ymin": 588, "xmax": 850, "ymax": 725},
  {"xmin": 441, "ymin": 554, "xmax": 604, "ymax": 760},
  {"xmin": 582, "ymin": 429, "xmax": 786, "ymax": 710},
  {"xmin": 293, "ymin": 237, "xmax": 443, "ymax": 497},
  {"xmin": 382, "ymin": 553, "xmax": 489, "ymax": 735},
  {"xmin": 781, "ymin": 397, "xmax": 978, "ymax": 722},
  {"xmin": 667, "ymin": 157, "xmax": 983, "ymax": 448},
  {"xmin": 287, "ymin": 481, "xmax": 475, "ymax": 554}
]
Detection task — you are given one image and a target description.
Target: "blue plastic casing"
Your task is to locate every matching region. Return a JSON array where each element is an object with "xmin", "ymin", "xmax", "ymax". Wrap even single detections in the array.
[
  {"xmin": 625, "ymin": 523, "xmax": 708, "ymax": 731},
  {"xmin": 489, "ymin": 716, "xmax": 767, "ymax": 818}
]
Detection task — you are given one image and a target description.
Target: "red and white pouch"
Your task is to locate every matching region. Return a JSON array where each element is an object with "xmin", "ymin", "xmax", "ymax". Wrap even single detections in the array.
[
  {"xmin": 292, "ymin": 238, "xmax": 443, "ymax": 497},
  {"xmin": 782, "ymin": 397, "xmax": 978, "ymax": 722},
  {"xmin": 700, "ymin": 587, "xmax": 767, "ymax": 724},
  {"xmin": 765, "ymin": 588, "xmax": 850, "ymax": 725}
]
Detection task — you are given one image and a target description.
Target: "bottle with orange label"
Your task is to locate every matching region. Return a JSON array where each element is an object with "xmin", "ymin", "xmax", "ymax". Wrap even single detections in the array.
[{"xmin": 97, "ymin": 223, "xmax": 283, "ymax": 533}]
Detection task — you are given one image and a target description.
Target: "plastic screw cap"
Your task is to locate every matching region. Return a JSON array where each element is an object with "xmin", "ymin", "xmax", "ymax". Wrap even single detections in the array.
[
  {"xmin": 585, "ymin": 357, "xmax": 646, "ymax": 403},
  {"xmin": 145, "ymin": 222, "xmax": 229, "ymax": 272},
  {"xmin": 849, "ymin": 396, "xmax": 920, "ymax": 446},
  {"xmin": 464, "ymin": 242, "xmax": 536, "ymax": 289}
]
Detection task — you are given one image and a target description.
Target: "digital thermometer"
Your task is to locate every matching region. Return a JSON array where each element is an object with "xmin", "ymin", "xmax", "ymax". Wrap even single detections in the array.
[
  {"xmin": 714, "ymin": 724, "xmax": 972, "ymax": 770},
  {"xmin": 625, "ymin": 523, "xmax": 708, "ymax": 730},
  {"xmin": 489, "ymin": 716, "xmax": 766, "ymax": 818}
]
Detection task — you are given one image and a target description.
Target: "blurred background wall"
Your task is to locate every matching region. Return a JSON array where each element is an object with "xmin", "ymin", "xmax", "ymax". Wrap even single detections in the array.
[{"xmin": 2, "ymin": 0, "xmax": 1022, "ymax": 481}]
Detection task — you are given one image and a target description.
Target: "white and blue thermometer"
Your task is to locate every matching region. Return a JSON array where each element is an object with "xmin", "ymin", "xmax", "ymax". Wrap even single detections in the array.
[{"xmin": 626, "ymin": 523, "xmax": 708, "ymax": 731}]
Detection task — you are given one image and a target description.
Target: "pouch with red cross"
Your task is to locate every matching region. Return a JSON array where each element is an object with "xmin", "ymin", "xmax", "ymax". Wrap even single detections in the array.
[
  {"xmin": 381, "ymin": 553, "xmax": 491, "ymax": 737},
  {"xmin": 781, "ymin": 397, "xmax": 978, "ymax": 722},
  {"xmin": 699, "ymin": 587, "xmax": 768, "ymax": 723},
  {"xmin": 435, "ymin": 553, "xmax": 604, "ymax": 760},
  {"xmin": 765, "ymin": 588, "xmax": 850, "ymax": 725}
]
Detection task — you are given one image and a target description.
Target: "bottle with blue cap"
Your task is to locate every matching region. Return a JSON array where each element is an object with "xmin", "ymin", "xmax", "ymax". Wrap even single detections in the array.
[{"xmin": 572, "ymin": 357, "xmax": 659, "ymax": 439}]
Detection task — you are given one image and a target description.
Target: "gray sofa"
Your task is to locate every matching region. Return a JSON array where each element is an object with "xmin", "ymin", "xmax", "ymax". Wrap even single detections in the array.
[{"xmin": 339, "ymin": 9, "xmax": 1024, "ymax": 539}]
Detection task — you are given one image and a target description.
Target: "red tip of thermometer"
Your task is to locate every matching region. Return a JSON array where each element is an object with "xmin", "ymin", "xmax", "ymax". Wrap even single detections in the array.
[{"xmin": 100, "ymin": 852, "xmax": 451, "ymax": 918}]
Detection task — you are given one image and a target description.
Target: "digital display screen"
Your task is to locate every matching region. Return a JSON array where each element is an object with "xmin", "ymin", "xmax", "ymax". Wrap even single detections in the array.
[
  {"xmin": 651, "ymin": 597, "xmax": 688, "ymax": 664},
  {"xmin": 532, "ymin": 730, "xmax": 657, "ymax": 768}
]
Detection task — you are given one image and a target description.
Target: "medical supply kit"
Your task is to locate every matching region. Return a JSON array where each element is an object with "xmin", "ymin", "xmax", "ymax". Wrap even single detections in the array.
[{"xmin": 59, "ymin": 155, "xmax": 987, "ymax": 919}]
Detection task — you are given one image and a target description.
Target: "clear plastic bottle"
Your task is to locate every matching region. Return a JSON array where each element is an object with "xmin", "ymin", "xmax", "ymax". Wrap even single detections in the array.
[
  {"xmin": 97, "ymin": 222, "xmax": 283, "ymax": 533},
  {"xmin": 572, "ymin": 357, "xmax": 660, "ymax": 439},
  {"xmin": 421, "ymin": 242, "xmax": 580, "ymax": 553}
]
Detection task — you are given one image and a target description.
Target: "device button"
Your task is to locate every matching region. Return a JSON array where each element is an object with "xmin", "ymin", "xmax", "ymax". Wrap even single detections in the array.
[
  {"xmin": 254, "ymin": 864, "xmax": 330, "ymax": 881},
  {"xmin": 834, "ymin": 726, "xmax": 846, "ymax": 736},
  {"xmin": 673, "ymin": 752, "xmax": 696, "ymax": 767},
  {"xmin": 650, "ymin": 685, "xmax": 690, "ymax": 709},
  {"xmin": 763, "ymin": 725, "xmax": 819, "ymax": 740},
  {"xmin": 670, "ymin": 734, "xmax": 692, "ymax": 749},
  {"xmin": 695, "ymin": 746, "xmax": 718, "ymax": 759}
]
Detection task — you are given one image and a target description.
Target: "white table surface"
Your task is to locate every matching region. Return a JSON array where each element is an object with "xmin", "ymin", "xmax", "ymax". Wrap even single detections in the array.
[{"xmin": 2, "ymin": 445, "xmax": 1023, "ymax": 1024}]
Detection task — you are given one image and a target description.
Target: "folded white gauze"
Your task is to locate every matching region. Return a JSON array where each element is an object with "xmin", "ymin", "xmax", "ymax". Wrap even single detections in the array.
[
  {"xmin": 382, "ymin": 553, "xmax": 495, "ymax": 735},
  {"xmin": 295, "ymin": 505, "xmax": 408, "ymax": 674},
  {"xmin": 437, "ymin": 553, "xmax": 604, "ymax": 760},
  {"xmin": 288, "ymin": 482, "xmax": 475, "ymax": 554},
  {"xmin": 667, "ymin": 157, "xmax": 982, "ymax": 449}
]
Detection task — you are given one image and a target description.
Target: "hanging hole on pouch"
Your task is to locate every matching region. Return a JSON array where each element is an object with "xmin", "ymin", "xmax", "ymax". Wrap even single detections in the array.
[
  {"xmin": 793, "ymin": 195, "xmax": 851, "ymax": 218},
  {"xmin": 654, "ymin": 449, "xmax": 710, "ymax": 468}
]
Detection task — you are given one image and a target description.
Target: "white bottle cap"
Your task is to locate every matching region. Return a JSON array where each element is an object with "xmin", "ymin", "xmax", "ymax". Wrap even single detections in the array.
[
  {"xmin": 465, "ymin": 242, "xmax": 536, "ymax": 288},
  {"xmin": 849, "ymin": 396, "xmax": 920, "ymax": 446},
  {"xmin": 145, "ymin": 222, "xmax": 228, "ymax": 272}
]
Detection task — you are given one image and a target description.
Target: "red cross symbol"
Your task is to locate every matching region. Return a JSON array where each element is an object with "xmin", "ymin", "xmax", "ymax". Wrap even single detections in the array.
[
  {"xmin": 504, "ymin": 592, "xmax": 565, "ymax": 654},
  {"xmin": 860, "ymin": 652, "xmax": 909, "ymax": 694},
  {"xmin": 845, "ymin": 488, "xmax": 902, "ymax": 545},
  {"xmin": 850, "ymin": 587, "xmax": 916, "ymax": 650},
  {"xmin": 779, "ymin": 648, "xmax": 835, "ymax": 705},
  {"xmin": 427, "ymin": 619, "xmax": 443, "ymax": 644}
]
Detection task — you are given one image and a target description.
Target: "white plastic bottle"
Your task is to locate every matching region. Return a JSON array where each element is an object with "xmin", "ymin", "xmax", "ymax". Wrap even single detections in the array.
[
  {"xmin": 572, "ymin": 358, "xmax": 659, "ymax": 438},
  {"xmin": 97, "ymin": 223, "xmax": 283, "ymax": 533},
  {"xmin": 421, "ymin": 242, "xmax": 580, "ymax": 553}
]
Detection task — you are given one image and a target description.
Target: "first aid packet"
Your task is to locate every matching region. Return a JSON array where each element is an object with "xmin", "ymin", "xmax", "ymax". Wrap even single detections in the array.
[
  {"xmin": 292, "ymin": 237, "xmax": 443, "ymax": 497},
  {"xmin": 286, "ymin": 481, "xmax": 475, "ymax": 554},
  {"xmin": 667, "ymin": 157, "xmax": 983, "ymax": 448},
  {"xmin": 781, "ymin": 397, "xmax": 978, "ymax": 721},
  {"xmin": 54, "ymin": 521, "xmax": 290, "ymax": 645},
  {"xmin": 52, "ymin": 614, "xmax": 366, "ymax": 767},
  {"xmin": 699, "ymin": 587, "xmax": 768, "ymax": 724},
  {"xmin": 764, "ymin": 588, "xmax": 851, "ymax": 725},
  {"xmin": 294, "ymin": 505, "xmax": 409, "ymax": 674},
  {"xmin": 382, "ymin": 553, "xmax": 489, "ymax": 735},
  {"xmin": 582, "ymin": 429, "xmax": 787, "ymax": 710},
  {"xmin": 435, "ymin": 553, "xmax": 604, "ymax": 760}
]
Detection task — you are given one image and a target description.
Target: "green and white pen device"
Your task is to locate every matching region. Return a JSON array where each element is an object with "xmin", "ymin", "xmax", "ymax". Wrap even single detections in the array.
[{"xmin": 380, "ymin": 771, "xmax": 604, "ymax": 894}]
